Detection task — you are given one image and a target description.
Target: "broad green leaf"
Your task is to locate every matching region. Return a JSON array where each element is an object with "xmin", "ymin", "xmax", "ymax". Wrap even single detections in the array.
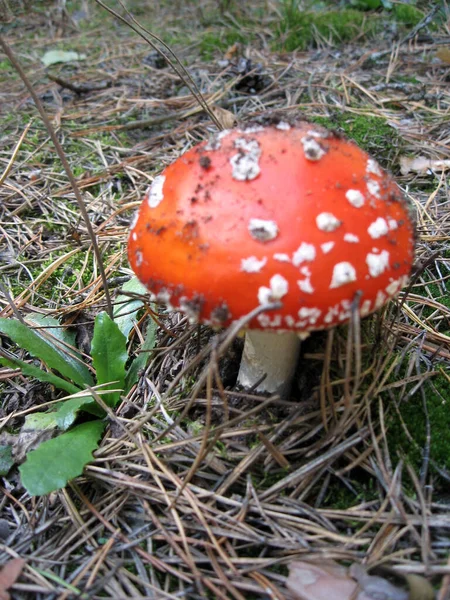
[
  {"xmin": 27, "ymin": 313, "xmax": 78, "ymax": 350},
  {"xmin": 91, "ymin": 312, "xmax": 127, "ymax": 407},
  {"xmin": 24, "ymin": 412, "xmax": 59, "ymax": 431},
  {"xmin": 52, "ymin": 396, "xmax": 103, "ymax": 424},
  {"xmin": 0, "ymin": 355, "xmax": 81, "ymax": 395},
  {"xmin": 19, "ymin": 420, "xmax": 105, "ymax": 496},
  {"xmin": 0, "ymin": 445, "xmax": 14, "ymax": 476},
  {"xmin": 349, "ymin": 0, "xmax": 382, "ymax": 8},
  {"xmin": 0, "ymin": 318, "xmax": 93, "ymax": 387},
  {"xmin": 125, "ymin": 319, "xmax": 157, "ymax": 391},
  {"xmin": 120, "ymin": 276, "xmax": 148, "ymax": 296},
  {"xmin": 23, "ymin": 396, "xmax": 99, "ymax": 432},
  {"xmin": 41, "ymin": 49, "xmax": 86, "ymax": 67},
  {"xmin": 113, "ymin": 277, "xmax": 148, "ymax": 338}
]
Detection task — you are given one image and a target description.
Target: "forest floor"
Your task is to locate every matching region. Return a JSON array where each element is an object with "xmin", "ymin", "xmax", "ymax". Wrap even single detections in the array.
[{"xmin": 1, "ymin": 1, "xmax": 450, "ymax": 598}]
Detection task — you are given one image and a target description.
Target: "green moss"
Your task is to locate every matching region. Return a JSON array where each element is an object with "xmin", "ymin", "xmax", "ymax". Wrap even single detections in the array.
[
  {"xmin": 272, "ymin": 1, "xmax": 434, "ymax": 52},
  {"xmin": 322, "ymin": 477, "xmax": 379, "ymax": 511},
  {"xmin": 396, "ymin": 74, "xmax": 420, "ymax": 84},
  {"xmin": 274, "ymin": 6, "xmax": 382, "ymax": 51},
  {"xmin": 199, "ymin": 29, "xmax": 250, "ymax": 60},
  {"xmin": 387, "ymin": 369, "xmax": 450, "ymax": 477},
  {"xmin": 310, "ymin": 114, "xmax": 401, "ymax": 168},
  {"xmin": 0, "ymin": 59, "xmax": 12, "ymax": 72},
  {"xmin": 393, "ymin": 4, "xmax": 424, "ymax": 26}
]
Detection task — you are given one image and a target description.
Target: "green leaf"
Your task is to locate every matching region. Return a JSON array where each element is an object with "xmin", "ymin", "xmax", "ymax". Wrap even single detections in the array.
[
  {"xmin": 27, "ymin": 313, "xmax": 78, "ymax": 350},
  {"xmin": 41, "ymin": 49, "xmax": 86, "ymax": 67},
  {"xmin": 0, "ymin": 445, "xmax": 14, "ymax": 476},
  {"xmin": 91, "ymin": 312, "xmax": 127, "ymax": 407},
  {"xmin": 53, "ymin": 396, "xmax": 102, "ymax": 425},
  {"xmin": 24, "ymin": 412, "xmax": 59, "ymax": 431},
  {"xmin": 0, "ymin": 318, "xmax": 93, "ymax": 387},
  {"xmin": 113, "ymin": 277, "xmax": 147, "ymax": 338},
  {"xmin": 0, "ymin": 355, "xmax": 81, "ymax": 395},
  {"xmin": 19, "ymin": 420, "xmax": 105, "ymax": 496},
  {"xmin": 349, "ymin": 0, "xmax": 382, "ymax": 8},
  {"xmin": 125, "ymin": 319, "xmax": 157, "ymax": 391},
  {"xmin": 23, "ymin": 396, "xmax": 99, "ymax": 432}
]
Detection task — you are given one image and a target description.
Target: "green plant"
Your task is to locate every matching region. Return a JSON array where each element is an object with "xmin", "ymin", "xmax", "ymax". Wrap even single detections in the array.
[
  {"xmin": 309, "ymin": 113, "xmax": 401, "ymax": 168},
  {"xmin": 387, "ymin": 369, "xmax": 450, "ymax": 476},
  {"xmin": 345, "ymin": 0, "xmax": 392, "ymax": 9},
  {"xmin": 199, "ymin": 29, "xmax": 248, "ymax": 59},
  {"xmin": 0, "ymin": 277, "xmax": 155, "ymax": 496},
  {"xmin": 276, "ymin": 4, "xmax": 381, "ymax": 51}
]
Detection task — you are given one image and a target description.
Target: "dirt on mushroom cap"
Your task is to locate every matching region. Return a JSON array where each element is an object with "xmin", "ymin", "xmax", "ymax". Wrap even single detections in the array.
[{"xmin": 128, "ymin": 121, "xmax": 415, "ymax": 331}]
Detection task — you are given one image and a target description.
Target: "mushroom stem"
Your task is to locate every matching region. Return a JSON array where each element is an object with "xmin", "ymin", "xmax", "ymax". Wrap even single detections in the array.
[{"xmin": 237, "ymin": 330, "xmax": 302, "ymax": 397}]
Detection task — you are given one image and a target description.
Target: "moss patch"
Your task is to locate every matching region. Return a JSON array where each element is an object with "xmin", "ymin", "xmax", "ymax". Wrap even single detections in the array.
[
  {"xmin": 393, "ymin": 4, "xmax": 425, "ymax": 26},
  {"xmin": 310, "ymin": 113, "xmax": 402, "ymax": 169},
  {"xmin": 273, "ymin": 1, "xmax": 430, "ymax": 52},
  {"xmin": 275, "ymin": 7, "xmax": 381, "ymax": 52},
  {"xmin": 387, "ymin": 369, "xmax": 450, "ymax": 478},
  {"xmin": 199, "ymin": 29, "xmax": 250, "ymax": 60}
]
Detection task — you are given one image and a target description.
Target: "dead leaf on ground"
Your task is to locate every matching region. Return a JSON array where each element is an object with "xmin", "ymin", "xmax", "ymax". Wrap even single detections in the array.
[
  {"xmin": 224, "ymin": 43, "xmax": 241, "ymax": 61},
  {"xmin": 41, "ymin": 49, "xmax": 86, "ymax": 67},
  {"xmin": 287, "ymin": 561, "xmax": 358, "ymax": 600},
  {"xmin": 287, "ymin": 560, "xmax": 434, "ymax": 600},
  {"xmin": 0, "ymin": 426, "xmax": 55, "ymax": 464},
  {"xmin": 436, "ymin": 47, "xmax": 450, "ymax": 64},
  {"xmin": 0, "ymin": 558, "xmax": 25, "ymax": 600},
  {"xmin": 400, "ymin": 156, "xmax": 450, "ymax": 175},
  {"xmin": 209, "ymin": 105, "xmax": 237, "ymax": 130}
]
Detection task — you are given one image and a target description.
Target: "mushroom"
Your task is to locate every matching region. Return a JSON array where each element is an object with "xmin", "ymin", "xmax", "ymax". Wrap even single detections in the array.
[{"xmin": 128, "ymin": 119, "xmax": 415, "ymax": 397}]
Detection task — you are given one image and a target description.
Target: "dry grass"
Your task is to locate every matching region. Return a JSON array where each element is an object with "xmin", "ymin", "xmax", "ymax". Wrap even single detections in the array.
[{"xmin": 1, "ymin": 1, "xmax": 450, "ymax": 598}]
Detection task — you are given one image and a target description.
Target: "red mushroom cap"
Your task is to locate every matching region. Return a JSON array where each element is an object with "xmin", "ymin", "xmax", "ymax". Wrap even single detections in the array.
[{"xmin": 128, "ymin": 120, "xmax": 415, "ymax": 331}]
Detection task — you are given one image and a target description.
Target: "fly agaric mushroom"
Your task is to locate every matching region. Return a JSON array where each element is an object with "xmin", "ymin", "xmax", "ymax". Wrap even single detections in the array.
[{"xmin": 128, "ymin": 119, "xmax": 415, "ymax": 397}]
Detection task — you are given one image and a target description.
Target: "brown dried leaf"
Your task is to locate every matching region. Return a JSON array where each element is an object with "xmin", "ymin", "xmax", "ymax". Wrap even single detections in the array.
[
  {"xmin": 0, "ymin": 558, "xmax": 25, "ymax": 600},
  {"xmin": 287, "ymin": 561, "xmax": 425, "ymax": 600},
  {"xmin": 287, "ymin": 561, "xmax": 359, "ymax": 600},
  {"xmin": 0, "ymin": 427, "xmax": 55, "ymax": 464},
  {"xmin": 400, "ymin": 156, "xmax": 450, "ymax": 175},
  {"xmin": 224, "ymin": 43, "xmax": 240, "ymax": 61},
  {"xmin": 209, "ymin": 105, "xmax": 237, "ymax": 130},
  {"xmin": 436, "ymin": 47, "xmax": 450, "ymax": 64}
]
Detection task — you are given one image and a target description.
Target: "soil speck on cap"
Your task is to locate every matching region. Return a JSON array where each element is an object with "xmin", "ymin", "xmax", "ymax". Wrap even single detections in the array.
[{"xmin": 199, "ymin": 155, "xmax": 211, "ymax": 170}]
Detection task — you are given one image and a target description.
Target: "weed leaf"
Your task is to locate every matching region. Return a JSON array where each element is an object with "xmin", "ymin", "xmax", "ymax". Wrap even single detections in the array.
[
  {"xmin": 52, "ymin": 395, "xmax": 103, "ymax": 423},
  {"xmin": 125, "ymin": 320, "xmax": 157, "ymax": 391},
  {"xmin": 24, "ymin": 396, "xmax": 98, "ymax": 432},
  {"xmin": 19, "ymin": 420, "xmax": 105, "ymax": 496},
  {"xmin": 113, "ymin": 277, "xmax": 147, "ymax": 338},
  {"xmin": 91, "ymin": 312, "xmax": 127, "ymax": 407},
  {"xmin": 0, "ymin": 318, "xmax": 93, "ymax": 387},
  {"xmin": 27, "ymin": 313, "xmax": 77, "ymax": 347},
  {"xmin": 0, "ymin": 445, "xmax": 14, "ymax": 476}
]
